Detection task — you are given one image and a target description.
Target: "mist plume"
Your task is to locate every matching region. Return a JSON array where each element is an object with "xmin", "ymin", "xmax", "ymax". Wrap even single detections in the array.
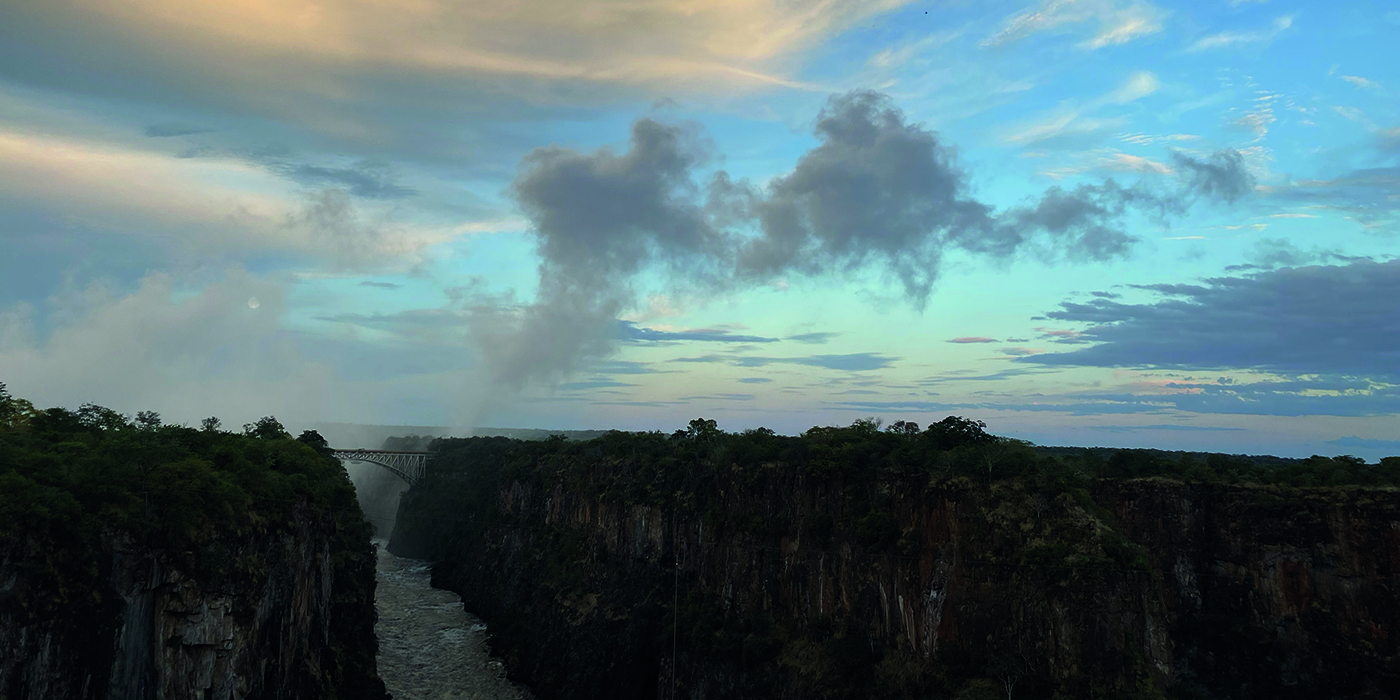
[{"xmin": 467, "ymin": 90, "xmax": 1254, "ymax": 400}]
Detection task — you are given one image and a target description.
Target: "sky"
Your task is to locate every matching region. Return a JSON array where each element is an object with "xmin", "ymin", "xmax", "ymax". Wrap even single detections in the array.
[{"xmin": 1, "ymin": 0, "xmax": 1398, "ymax": 458}]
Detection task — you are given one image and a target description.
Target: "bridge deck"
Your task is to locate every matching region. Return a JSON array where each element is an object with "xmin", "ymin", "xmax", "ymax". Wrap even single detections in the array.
[{"xmin": 331, "ymin": 448, "xmax": 433, "ymax": 486}]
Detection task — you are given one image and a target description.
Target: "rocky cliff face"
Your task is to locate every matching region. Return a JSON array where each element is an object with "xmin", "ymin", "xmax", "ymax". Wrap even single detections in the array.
[
  {"xmin": 0, "ymin": 504, "xmax": 386, "ymax": 700},
  {"xmin": 392, "ymin": 438, "xmax": 1399, "ymax": 700},
  {"xmin": 1095, "ymin": 480, "xmax": 1400, "ymax": 698}
]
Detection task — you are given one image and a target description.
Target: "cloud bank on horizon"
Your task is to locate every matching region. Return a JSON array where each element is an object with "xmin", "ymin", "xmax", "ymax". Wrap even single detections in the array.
[{"xmin": 1, "ymin": 0, "xmax": 1398, "ymax": 458}]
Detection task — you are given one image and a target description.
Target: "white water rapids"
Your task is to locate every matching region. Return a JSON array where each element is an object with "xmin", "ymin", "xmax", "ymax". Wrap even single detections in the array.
[
  {"xmin": 346, "ymin": 461, "xmax": 532, "ymax": 700},
  {"xmin": 374, "ymin": 544, "xmax": 533, "ymax": 700}
]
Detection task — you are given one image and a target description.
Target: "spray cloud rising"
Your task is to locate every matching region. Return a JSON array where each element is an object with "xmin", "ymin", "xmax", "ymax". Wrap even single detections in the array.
[{"xmin": 464, "ymin": 90, "xmax": 1254, "ymax": 399}]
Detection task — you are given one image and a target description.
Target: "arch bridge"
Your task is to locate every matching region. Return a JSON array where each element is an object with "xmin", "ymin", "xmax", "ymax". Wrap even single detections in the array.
[{"xmin": 332, "ymin": 449, "xmax": 433, "ymax": 486}]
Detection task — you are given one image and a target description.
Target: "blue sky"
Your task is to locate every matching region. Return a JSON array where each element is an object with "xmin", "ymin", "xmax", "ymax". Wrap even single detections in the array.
[{"xmin": 2, "ymin": 0, "xmax": 1397, "ymax": 457}]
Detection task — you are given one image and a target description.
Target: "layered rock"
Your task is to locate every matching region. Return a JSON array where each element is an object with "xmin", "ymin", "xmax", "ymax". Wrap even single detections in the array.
[
  {"xmin": 0, "ymin": 506, "xmax": 385, "ymax": 700},
  {"xmin": 392, "ymin": 439, "xmax": 1399, "ymax": 699}
]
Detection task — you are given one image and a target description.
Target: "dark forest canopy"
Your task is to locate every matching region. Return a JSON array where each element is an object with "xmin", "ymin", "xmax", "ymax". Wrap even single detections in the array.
[
  {"xmin": 416, "ymin": 414, "xmax": 1400, "ymax": 490},
  {"xmin": 0, "ymin": 382, "xmax": 370, "ymax": 612}
]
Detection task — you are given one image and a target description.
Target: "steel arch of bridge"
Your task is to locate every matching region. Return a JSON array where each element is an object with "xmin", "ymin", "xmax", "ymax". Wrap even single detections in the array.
[{"xmin": 332, "ymin": 449, "xmax": 432, "ymax": 486}]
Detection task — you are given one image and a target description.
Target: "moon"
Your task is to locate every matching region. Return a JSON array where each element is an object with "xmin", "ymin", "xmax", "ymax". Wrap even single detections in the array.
[{"xmin": 247, "ymin": 297, "xmax": 260, "ymax": 309}]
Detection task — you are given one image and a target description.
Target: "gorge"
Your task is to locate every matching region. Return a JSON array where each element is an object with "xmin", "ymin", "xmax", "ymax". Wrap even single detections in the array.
[{"xmin": 388, "ymin": 420, "xmax": 1400, "ymax": 699}]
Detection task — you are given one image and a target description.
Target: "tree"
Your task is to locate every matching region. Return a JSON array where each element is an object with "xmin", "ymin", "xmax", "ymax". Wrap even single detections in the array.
[
  {"xmin": 297, "ymin": 430, "xmax": 337, "ymax": 460},
  {"xmin": 988, "ymin": 644, "xmax": 1030, "ymax": 700},
  {"xmin": 0, "ymin": 383, "xmax": 32, "ymax": 430},
  {"xmin": 925, "ymin": 416, "xmax": 996, "ymax": 451},
  {"xmin": 243, "ymin": 416, "xmax": 290, "ymax": 440},
  {"xmin": 200, "ymin": 417, "xmax": 222, "ymax": 432},
  {"xmin": 76, "ymin": 403, "xmax": 128, "ymax": 432},
  {"xmin": 135, "ymin": 411, "xmax": 162, "ymax": 430},
  {"xmin": 850, "ymin": 417, "xmax": 883, "ymax": 435},
  {"xmin": 683, "ymin": 418, "xmax": 720, "ymax": 441},
  {"xmin": 886, "ymin": 420, "xmax": 920, "ymax": 437}
]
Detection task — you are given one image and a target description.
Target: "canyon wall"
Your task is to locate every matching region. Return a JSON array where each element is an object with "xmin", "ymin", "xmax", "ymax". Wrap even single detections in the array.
[
  {"xmin": 392, "ymin": 433, "xmax": 1399, "ymax": 700},
  {"xmin": 0, "ymin": 502, "xmax": 386, "ymax": 700}
]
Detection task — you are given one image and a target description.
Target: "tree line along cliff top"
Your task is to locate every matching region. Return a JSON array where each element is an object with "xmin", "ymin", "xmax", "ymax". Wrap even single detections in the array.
[{"xmin": 0, "ymin": 382, "xmax": 372, "ymax": 616}]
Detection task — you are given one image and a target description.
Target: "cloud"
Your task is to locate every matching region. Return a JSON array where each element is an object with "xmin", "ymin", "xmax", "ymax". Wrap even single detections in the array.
[
  {"xmin": 673, "ymin": 352, "xmax": 899, "ymax": 371},
  {"xmin": 0, "ymin": 128, "xmax": 450, "ymax": 270},
  {"xmin": 1088, "ymin": 424, "xmax": 1245, "ymax": 432},
  {"xmin": 787, "ymin": 332, "xmax": 841, "ymax": 344},
  {"xmin": 680, "ymin": 393, "xmax": 756, "ymax": 401},
  {"xmin": 0, "ymin": 269, "xmax": 371, "ymax": 426},
  {"xmin": 1222, "ymin": 238, "xmax": 1364, "ymax": 272},
  {"xmin": 467, "ymin": 91, "xmax": 1251, "ymax": 404},
  {"xmin": 1079, "ymin": 7, "xmax": 1165, "ymax": 49},
  {"xmin": 738, "ymin": 377, "xmax": 773, "ymax": 384},
  {"xmin": 1100, "ymin": 152, "xmax": 1172, "ymax": 175},
  {"xmin": 359, "ymin": 281, "xmax": 403, "ymax": 289},
  {"xmin": 1005, "ymin": 72, "xmax": 1158, "ymax": 146},
  {"xmin": 275, "ymin": 160, "xmax": 417, "ymax": 199},
  {"xmin": 9, "ymin": 0, "xmax": 907, "ymax": 101},
  {"xmin": 1185, "ymin": 15, "xmax": 1293, "ymax": 52},
  {"xmin": 948, "ymin": 336, "xmax": 999, "ymax": 343},
  {"xmin": 1171, "ymin": 149, "xmax": 1255, "ymax": 203},
  {"xmin": 983, "ymin": 0, "xmax": 1165, "ymax": 50},
  {"xmin": 557, "ymin": 379, "xmax": 638, "ymax": 391},
  {"xmin": 1266, "ymin": 166, "xmax": 1400, "ymax": 230},
  {"xmin": 1062, "ymin": 378, "xmax": 1400, "ymax": 417},
  {"xmin": 1340, "ymin": 75, "xmax": 1382, "ymax": 91},
  {"xmin": 1024, "ymin": 259, "xmax": 1400, "ymax": 380},
  {"xmin": 1328, "ymin": 436, "xmax": 1400, "ymax": 451},
  {"xmin": 619, "ymin": 321, "xmax": 777, "ymax": 343}
]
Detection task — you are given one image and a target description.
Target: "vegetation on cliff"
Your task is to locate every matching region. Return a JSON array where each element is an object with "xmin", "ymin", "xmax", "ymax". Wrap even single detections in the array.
[
  {"xmin": 394, "ymin": 416, "xmax": 1399, "ymax": 700},
  {"xmin": 0, "ymin": 383, "xmax": 386, "ymax": 699}
]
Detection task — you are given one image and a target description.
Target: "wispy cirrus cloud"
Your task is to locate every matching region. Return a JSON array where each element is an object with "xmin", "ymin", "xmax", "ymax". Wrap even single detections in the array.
[
  {"xmin": 1341, "ymin": 75, "xmax": 1383, "ymax": 91},
  {"xmin": 982, "ymin": 0, "xmax": 1165, "ymax": 51},
  {"xmin": 1003, "ymin": 71, "xmax": 1160, "ymax": 146},
  {"xmin": 0, "ymin": 127, "xmax": 452, "ymax": 270},
  {"xmin": 7, "ymin": 0, "xmax": 910, "ymax": 100},
  {"xmin": 1185, "ymin": 15, "xmax": 1293, "ymax": 52}
]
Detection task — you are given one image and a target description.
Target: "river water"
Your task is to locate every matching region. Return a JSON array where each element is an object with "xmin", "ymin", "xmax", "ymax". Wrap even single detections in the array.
[
  {"xmin": 346, "ymin": 460, "xmax": 532, "ymax": 700},
  {"xmin": 373, "ymin": 543, "xmax": 534, "ymax": 700}
]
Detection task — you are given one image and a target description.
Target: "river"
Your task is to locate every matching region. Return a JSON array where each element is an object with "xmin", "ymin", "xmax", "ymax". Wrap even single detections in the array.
[
  {"xmin": 374, "ymin": 543, "xmax": 534, "ymax": 700},
  {"xmin": 346, "ymin": 460, "xmax": 532, "ymax": 700}
]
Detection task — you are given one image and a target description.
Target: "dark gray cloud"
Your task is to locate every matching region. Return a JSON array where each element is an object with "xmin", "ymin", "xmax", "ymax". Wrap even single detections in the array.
[
  {"xmin": 1270, "ymin": 167, "xmax": 1400, "ymax": 231},
  {"xmin": 619, "ymin": 321, "xmax": 777, "ymax": 343},
  {"xmin": 359, "ymin": 281, "xmax": 403, "ymax": 289},
  {"xmin": 1223, "ymin": 238, "xmax": 1368, "ymax": 272},
  {"xmin": 469, "ymin": 90, "xmax": 1252, "ymax": 400},
  {"xmin": 1172, "ymin": 149, "xmax": 1255, "ymax": 204},
  {"xmin": 1025, "ymin": 259, "xmax": 1400, "ymax": 380},
  {"xmin": 737, "ymin": 377, "xmax": 772, "ymax": 384},
  {"xmin": 1059, "ymin": 379, "xmax": 1400, "ymax": 417}
]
